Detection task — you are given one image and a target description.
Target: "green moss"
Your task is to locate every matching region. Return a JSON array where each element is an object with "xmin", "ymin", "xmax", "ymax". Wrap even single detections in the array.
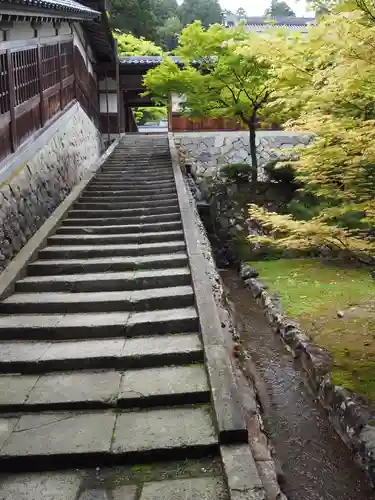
[{"xmin": 250, "ymin": 258, "xmax": 375, "ymax": 403}]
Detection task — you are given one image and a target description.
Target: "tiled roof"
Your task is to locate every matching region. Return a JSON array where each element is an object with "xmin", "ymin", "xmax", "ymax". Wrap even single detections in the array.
[
  {"xmin": 0, "ymin": 0, "xmax": 100, "ymax": 18},
  {"xmin": 246, "ymin": 16, "xmax": 315, "ymax": 27},
  {"xmin": 120, "ymin": 55, "xmax": 181, "ymax": 65},
  {"xmin": 247, "ymin": 17, "xmax": 315, "ymax": 30}
]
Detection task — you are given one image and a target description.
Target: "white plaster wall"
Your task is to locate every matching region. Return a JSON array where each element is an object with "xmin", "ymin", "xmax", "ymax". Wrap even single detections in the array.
[
  {"xmin": 73, "ymin": 24, "xmax": 95, "ymax": 75},
  {"xmin": 100, "ymin": 93, "xmax": 118, "ymax": 113},
  {"xmin": 99, "ymin": 78, "xmax": 117, "ymax": 91},
  {"xmin": 59, "ymin": 22, "xmax": 72, "ymax": 35},
  {"xmin": 39, "ymin": 24, "xmax": 56, "ymax": 37},
  {"xmin": 7, "ymin": 21, "xmax": 72, "ymax": 40},
  {"xmin": 8, "ymin": 22, "xmax": 34, "ymax": 41}
]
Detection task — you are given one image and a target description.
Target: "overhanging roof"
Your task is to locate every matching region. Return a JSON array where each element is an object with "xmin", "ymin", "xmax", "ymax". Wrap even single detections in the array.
[
  {"xmin": 0, "ymin": 0, "xmax": 100, "ymax": 20},
  {"xmin": 120, "ymin": 55, "xmax": 181, "ymax": 70},
  {"xmin": 246, "ymin": 16, "xmax": 315, "ymax": 29}
]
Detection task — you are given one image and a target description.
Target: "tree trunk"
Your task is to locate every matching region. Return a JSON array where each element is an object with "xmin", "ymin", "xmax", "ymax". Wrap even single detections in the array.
[{"xmin": 248, "ymin": 118, "xmax": 258, "ymax": 188}]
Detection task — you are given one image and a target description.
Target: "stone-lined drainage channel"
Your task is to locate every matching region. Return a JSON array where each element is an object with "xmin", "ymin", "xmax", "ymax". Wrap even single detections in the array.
[{"xmin": 221, "ymin": 269, "xmax": 375, "ymax": 500}]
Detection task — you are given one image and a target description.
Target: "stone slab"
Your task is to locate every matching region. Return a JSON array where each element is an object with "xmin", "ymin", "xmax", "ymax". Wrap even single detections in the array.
[
  {"xmin": 0, "ymin": 375, "xmax": 38, "ymax": 406},
  {"xmin": 220, "ymin": 445, "xmax": 266, "ymax": 500},
  {"xmin": 79, "ymin": 490, "xmax": 109, "ymax": 500},
  {"xmin": 0, "ymin": 412, "xmax": 115, "ymax": 464},
  {"xmin": 0, "ymin": 341, "xmax": 52, "ymax": 363},
  {"xmin": 0, "ymin": 418, "xmax": 18, "ymax": 449},
  {"xmin": 25, "ymin": 371, "xmax": 122, "ymax": 408},
  {"xmin": 205, "ymin": 346, "xmax": 248, "ymax": 444},
  {"xmin": 122, "ymin": 334, "xmax": 203, "ymax": 361},
  {"xmin": 140, "ymin": 477, "xmax": 229, "ymax": 500},
  {"xmin": 17, "ymin": 270, "xmax": 140, "ymax": 293},
  {"xmin": 39, "ymin": 241, "xmax": 186, "ymax": 259},
  {"xmin": 0, "ymin": 472, "xmax": 81, "ymax": 500},
  {"xmin": 112, "ymin": 485, "xmax": 138, "ymax": 500},
  {"xmin": 119, "ymin": 365, "xmax": 209, "ymax": 405},
  {"xmin": 0, "ymin": 335, "xmax": 202, "ymax": 373},
  {"xmin": 112, "ymin": 406, "xmax": 217, "ymax": 455},
  {"xmin": 1, "ymin": 286, "xmax": 194, "ymax": 314},
  {"xmin": 127, "ymin": 307, "xmax": 198, "ymax": 335},
  {"xmin": 64, "ymin": 213, "xmax": 181, "ymax": 226},
  {"xmin": 0, "ymin": 312, "xmax": 131, "ymax": 340}
]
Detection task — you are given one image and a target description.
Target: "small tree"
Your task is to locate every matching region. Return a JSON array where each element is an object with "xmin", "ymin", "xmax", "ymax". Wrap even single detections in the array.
[{"xmin": 144, "ymin": 22, "xmax": 275, "ymax": 186}]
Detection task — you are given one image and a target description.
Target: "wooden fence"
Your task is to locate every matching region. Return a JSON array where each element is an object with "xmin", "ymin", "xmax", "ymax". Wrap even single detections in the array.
[{"xmin": 0, "ymin": 35, "xmax": 99, "ymax": 163}]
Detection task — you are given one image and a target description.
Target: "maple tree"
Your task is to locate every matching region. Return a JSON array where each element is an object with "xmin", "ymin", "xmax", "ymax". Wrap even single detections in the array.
[
  {"xmin": 238, "ymin": 9, "xmax": 375, "ymax": 259},
  {"xmin": 144, "ymin": 21, "xmax": 275, "ymax": 185}
]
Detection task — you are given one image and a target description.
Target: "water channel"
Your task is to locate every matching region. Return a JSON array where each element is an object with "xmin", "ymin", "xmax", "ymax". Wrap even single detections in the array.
[{"xmin": 221, "ymin": 269, "xmax": 375, "ymax": 500}]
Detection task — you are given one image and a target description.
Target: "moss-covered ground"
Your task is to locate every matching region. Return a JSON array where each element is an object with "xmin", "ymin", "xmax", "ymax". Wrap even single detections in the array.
[{"xmin": 250, "ymin": 258, "xmax": 375, "ymax": 403}]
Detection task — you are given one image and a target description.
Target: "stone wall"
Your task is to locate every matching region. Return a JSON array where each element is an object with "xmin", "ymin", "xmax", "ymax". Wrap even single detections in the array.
[
  {"xmin": 174, "ymin": 131, "xmax": 312, "ymax": 180},
  {"xmin": 0, "ymin": 104, "xmax": 103, "ymax": 271}
]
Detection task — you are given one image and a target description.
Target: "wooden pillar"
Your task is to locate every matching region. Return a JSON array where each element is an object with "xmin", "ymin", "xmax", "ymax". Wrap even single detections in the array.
[
  {"xmin": 104, "ymin": 72, "xmax": 110, "ymax": 143},
  {"xmin": 6, "ymin": 49, "xmax": 16, "ymax": 152},
  {"xmin": 168, "ymin": 92, "xmax": 173, "ymax": 132}
]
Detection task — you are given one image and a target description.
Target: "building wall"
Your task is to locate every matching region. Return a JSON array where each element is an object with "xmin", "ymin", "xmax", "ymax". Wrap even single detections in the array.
[
  {"xmin": 7, "ymin": 21, "xmax": 71, "ymax": 40},
  {"xmin": 0, "ymin": 104, "xmax": 103, "ymax": 272},
  {"xmin": 73, "ymin": 23, "xmax": 96, "ymax": 75},
  {"xmin": 5, "ymin": 20, "xmax": 95, "ymax": 75},
  {"xmin": 99, "ymin": 93, "xmax": 118, "ymax": 113}
]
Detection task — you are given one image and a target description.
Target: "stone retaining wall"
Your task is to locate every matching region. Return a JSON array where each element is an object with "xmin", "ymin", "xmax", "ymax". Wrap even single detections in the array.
[
  {"xmin": 0, "ymin": 105, "xmax": 103, "ymax": 272},
  {"xmin": 174, "ymin": 131, "xmax": 312, "ymax": 180},
  {"xmin": 239, "ymin": 262, "xmax": 375, "ymax": 488}
]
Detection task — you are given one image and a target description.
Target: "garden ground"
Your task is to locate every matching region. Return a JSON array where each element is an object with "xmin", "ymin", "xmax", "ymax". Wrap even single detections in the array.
[{"xmin": 250, "ymin": 258, "xmax": 375, "ymax": 404}]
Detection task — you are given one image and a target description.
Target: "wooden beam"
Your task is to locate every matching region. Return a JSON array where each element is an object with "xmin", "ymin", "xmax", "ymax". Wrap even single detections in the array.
[
  {"xmin": 36, "ymin": 41, "xmax": 45, "ymax": 126},
  {"xmin": 0, "ymin": 34, "xmax": 72, "ymax": 52},
  {"xmin": 6, "ymin": 48, "xmax": 16, "ymax": 152}
]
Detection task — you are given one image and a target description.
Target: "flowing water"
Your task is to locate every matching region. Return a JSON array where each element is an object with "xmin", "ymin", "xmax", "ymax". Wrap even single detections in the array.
[{"xmin": 221, "ymin": 269, "xmax": 375, "ymax": 500}]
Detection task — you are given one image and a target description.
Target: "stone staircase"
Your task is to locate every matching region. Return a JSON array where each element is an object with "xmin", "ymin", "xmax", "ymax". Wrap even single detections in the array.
[{"xmin": 0, "ymin": 135, "xmax": 262, "ymax": 499}]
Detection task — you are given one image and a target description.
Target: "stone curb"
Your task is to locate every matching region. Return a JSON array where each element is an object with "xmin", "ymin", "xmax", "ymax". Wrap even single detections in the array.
[
  {"xmin": 0, "ymin": 135, "xmax": 125, "ymax": 301},
  {"xmin": 239, "ymin": 261, "xmax": 375, "ymax": 488},
  {"xmin": 169, "ymin": 133, "xmax": 287, "ymax": 499}
]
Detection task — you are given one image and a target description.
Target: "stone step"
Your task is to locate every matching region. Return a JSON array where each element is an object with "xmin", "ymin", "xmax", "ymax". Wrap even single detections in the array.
[
  {"xmin": 85, "ymin": 182, "xmax": 176, "ymax": 194},
  {"xmin": 38, "ymin": 241, "xmax": 186, "ymax": 259},
  {"xmin": 0, "ymin": 465, "xmax": 228, "ymax": 500},
  {"xmin": 56, "ymin": 221, "xmax": 183, "ymax": 235},
  {"xmin": 99, "ymin": 168, "xmax": 172, "ymax": 175},
  {"xmin": 0, "ymin": 307, "xmax": 199, "ymax": 340},
  {"xmin": 0, "ymin": 405, "xmax": 217, "ymax": 471},
  {"xmin": 94, "ymin": 173, "xmax": 174, "ymax": 182},
  {"xmin": 0, "ymin": 286, "xmax": 195, "ymax": 314},
  {"xmin": 88, "ymin": 178, "xmax": 176, "ymax": 187},
  {"xmin": 83, "ymin": 187, "xmax": 176, "ymax": 195},
  {"xmin": 78, "ymin": 193, "xmax": 177, "ymax": 203},
  {"xmin": 48, "ymin": 230, "xmax": 184, "ymax": 246},
  {"xmin": 63, "ymin": 212, "xmax": 182, "ymax": 226},
  {"xmin": 0, "ymin": 334, "xmax": 203, "ymax": 373},
  {"xmin": 74, "ymin": 199, "xmax": 178, "ymax": 210},
  {"xmin": 0, "ymin": 364, "xmax": 210, "ymax": 411},
  {"xmin": 27, "ymin": 257, "xmax": 189, "ymax": 278},
  {"xmin": 68, "ymin": 205, "xmax": 179, "ymax": 218}
]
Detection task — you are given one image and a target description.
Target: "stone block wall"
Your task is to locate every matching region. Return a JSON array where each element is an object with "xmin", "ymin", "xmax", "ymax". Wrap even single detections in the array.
[
  {"xmin": 0, "ymin": 105, "xmax": 103, "ymax": 271},
  {"xmin": 174, "ymin": 131, "xmax": 312, "ymax": 180}
]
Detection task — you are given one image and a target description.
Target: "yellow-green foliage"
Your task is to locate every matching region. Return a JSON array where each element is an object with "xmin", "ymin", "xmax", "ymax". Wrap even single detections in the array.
[
  {"xmin": 238, "ymin": 10, "xmax": 375, "ymax": 257},
  {"xmin": 114, "ymin": 31, "xmax": 162, "ymax": 56}
]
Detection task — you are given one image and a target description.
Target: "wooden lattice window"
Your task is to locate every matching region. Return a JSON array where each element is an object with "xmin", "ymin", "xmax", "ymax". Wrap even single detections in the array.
[
  {"xmin": 60, "ymin": 41, "xmax": 73, "ymax": 80},
  {"xmin": 0, "ymin": 51, "xmax": 9, "ymax": 114},
  {"xmin": 12, "ymin": 48, "xmax": 39, "ymax": 107},
  {"xmin": 41, "ymin": 44, "xmax": 59, "ymax": 90}
]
